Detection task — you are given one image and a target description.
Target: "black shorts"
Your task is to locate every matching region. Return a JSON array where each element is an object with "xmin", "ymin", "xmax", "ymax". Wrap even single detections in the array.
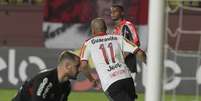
[
  {"xmin": 105, "ymin": 78, "xmax": 136, "ymax": 101},
  {"xmin": 125, "ymin": 53, "xmax": 137, "ymax": 73}
]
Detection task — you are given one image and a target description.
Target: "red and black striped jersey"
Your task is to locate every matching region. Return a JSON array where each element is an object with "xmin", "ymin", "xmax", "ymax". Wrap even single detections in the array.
[{"xmin": 113, "ymin": 19, "xmax": 140, "ymax": 46}]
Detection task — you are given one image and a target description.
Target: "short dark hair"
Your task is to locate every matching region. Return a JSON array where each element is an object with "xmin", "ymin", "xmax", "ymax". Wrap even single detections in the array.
[
  {"xmin": 91, "ymin": 18, "xmax": 107, "ymax": 34},
  {"xmin": 58, "ymin": 51, "xmax": 80, "ymax": 64},
  {"xmin": 111, "ymin": 4, "xmax": 124, "ymax": 12}
]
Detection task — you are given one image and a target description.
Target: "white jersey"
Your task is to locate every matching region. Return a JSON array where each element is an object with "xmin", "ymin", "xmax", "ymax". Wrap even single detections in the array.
[{"xmin": 80, "ymin": 34, "xmax": 139, "ymax": 91}]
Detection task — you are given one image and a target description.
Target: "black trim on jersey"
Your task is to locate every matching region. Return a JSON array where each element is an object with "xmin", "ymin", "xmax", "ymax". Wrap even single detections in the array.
[
  {"xmin": 122, "ymin": 25, "xmax": 133, "ymax": 41},
  {"xmin": 122, "ymin": 25, "xmax": 137, "ymax": 73}
]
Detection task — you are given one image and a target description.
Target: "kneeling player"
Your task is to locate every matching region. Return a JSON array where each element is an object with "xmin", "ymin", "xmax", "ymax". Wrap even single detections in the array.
[{"xmin": 12, "ymin": 51, "xmax": 80, "ymax": 101}]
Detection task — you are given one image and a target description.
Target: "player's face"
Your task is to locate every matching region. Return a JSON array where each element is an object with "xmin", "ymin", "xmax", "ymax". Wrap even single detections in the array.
[
  {"xmin": 110, "ymin": 7, "xmax": 122, "ymax": 21},
  {"xmin": 66, "ymin": 61, "xmax": 80, "ymax": 80}
]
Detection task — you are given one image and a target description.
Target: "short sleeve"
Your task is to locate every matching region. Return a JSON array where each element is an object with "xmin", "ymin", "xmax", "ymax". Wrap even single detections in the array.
[
  {"xmin": 80, "ymin": 41, "xmax": 91, "ymax": 61},
  {"xmin": 118, "ymin": 36, "xmax": 139, "ymax": 53}
]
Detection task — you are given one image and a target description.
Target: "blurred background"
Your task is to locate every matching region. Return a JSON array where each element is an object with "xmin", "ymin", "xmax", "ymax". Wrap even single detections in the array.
[{"xmin": 0, "ymin": 0, "xmax": 200, "ymax": 101}]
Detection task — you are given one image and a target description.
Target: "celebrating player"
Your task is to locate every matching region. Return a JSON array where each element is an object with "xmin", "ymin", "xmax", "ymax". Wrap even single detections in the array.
[
  {"xmin": 80, "ymin": 18, "xmax": 146, "ymax": 101},
  {"xmin": 12, "ymin": 51, "xmax": 80, "ymax": 101}
]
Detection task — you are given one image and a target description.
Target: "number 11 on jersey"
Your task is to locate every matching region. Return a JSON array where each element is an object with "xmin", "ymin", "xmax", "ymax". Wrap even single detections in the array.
[{"xmin": 99, "ymin": 42, "xmax": 115, "ymax": 64}]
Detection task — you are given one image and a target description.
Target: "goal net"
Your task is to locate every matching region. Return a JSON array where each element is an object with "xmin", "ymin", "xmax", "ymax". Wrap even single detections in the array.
[{"xmin": 164, "ymin": 0, "xmax": 201, "ymax": 100}]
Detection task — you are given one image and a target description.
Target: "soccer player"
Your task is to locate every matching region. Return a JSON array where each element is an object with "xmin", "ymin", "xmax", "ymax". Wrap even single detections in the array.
[
  {"xmin": 12, "ymin": 51, "xmax": 80, "ymax": 101},
  {"xmin": 110, "ymin": 4, "xmax": 140, "ymax": 85},
  {"xmin": 80, "ymin": 18, "xmax": 146, "ymax": 101}
]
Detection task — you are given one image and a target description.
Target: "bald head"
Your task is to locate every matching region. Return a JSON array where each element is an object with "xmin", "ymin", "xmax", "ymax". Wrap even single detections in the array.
[{"xmin": 91, "ymin": 18, "xmax": 107, "ymax": 36}]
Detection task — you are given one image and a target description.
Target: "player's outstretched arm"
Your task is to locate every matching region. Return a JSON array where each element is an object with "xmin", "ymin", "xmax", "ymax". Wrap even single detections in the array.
[{"xmin": 80, "ymin": 61, "xmax": 98, "ymax": 87}]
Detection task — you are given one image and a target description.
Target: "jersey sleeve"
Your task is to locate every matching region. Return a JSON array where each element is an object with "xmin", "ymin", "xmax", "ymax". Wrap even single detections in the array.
[
  {"xmin": 122, "ymin": 23, "xmax": 140, "ymax": 46},
  {"xmin": 80, "ymin": 41, "xmax": 91, "ymax": 61},
  {"xmin": 119, "ymin": 36, "xmax": 139, "ymax": 54},
  {"xmin": 12, "ymin": 81, "xmax": 30, "ymax": 101}
]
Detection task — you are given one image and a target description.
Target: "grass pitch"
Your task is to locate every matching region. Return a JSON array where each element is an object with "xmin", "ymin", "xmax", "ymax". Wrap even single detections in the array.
[{"xmin": 0, "ymin": 89, "xmax": 200, "ymax": 101}]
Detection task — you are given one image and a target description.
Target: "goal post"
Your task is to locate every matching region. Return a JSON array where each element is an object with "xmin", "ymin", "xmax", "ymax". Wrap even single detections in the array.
[{"xmin": 145, "ymin": 0, "xmax": 166, "ymax": 101}]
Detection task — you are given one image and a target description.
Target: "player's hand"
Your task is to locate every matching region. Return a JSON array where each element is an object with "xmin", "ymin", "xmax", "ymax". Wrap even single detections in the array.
[
  {"xmin": 136, "ymin": 49, "xmax": 147, "ymax": 64},
  {"xmin": 91, "ymin": 79, "xmax": 99, "ymax": 88}
]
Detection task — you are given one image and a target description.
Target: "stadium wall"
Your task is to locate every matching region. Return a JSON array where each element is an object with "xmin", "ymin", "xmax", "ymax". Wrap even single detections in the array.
[{"xmin": 0, "ymin": 48, "xmax": 200, "ymax": 95}]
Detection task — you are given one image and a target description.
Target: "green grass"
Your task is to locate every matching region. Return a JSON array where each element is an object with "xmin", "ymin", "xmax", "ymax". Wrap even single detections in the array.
[{"xmin": 0, "ymin": 89, "xmax": 200, "ymax": 101}]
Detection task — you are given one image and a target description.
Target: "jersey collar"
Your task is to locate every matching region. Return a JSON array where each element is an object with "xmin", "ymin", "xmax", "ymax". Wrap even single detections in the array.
[
  {"xmin": 95, "ymin": 32, "xmax": 107, "ymax": 36},
  {"xmin": 119, "ymin": 19, "xmax": 126, "ymax": 26},
  {"xmin": 115, "ymin": 19, "xmax": 126, "ymax": 29}
]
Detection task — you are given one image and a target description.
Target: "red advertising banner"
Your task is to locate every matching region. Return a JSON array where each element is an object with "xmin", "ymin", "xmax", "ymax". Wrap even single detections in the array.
[{"xmin": 43, "ymin": 0, "xmax": 148, "ymax": 49}]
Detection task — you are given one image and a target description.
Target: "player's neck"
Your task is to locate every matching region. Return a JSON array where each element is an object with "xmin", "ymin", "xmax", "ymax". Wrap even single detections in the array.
[{"xmin": 114, "ymin": 18, "xmax": 123, "ymax": 26}]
